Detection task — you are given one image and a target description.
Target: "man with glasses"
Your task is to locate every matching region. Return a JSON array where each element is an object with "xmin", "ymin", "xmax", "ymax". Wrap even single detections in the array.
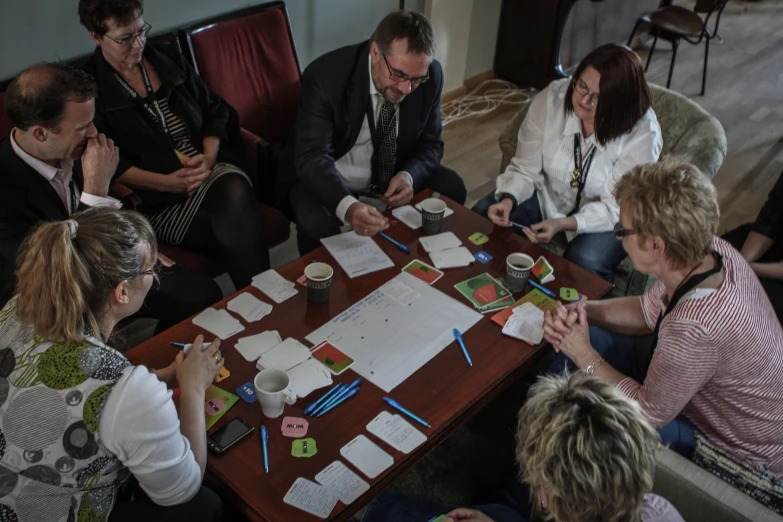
[{"xmin": 277, "ymin": 10, "xmax": 467, "ymax": 254}]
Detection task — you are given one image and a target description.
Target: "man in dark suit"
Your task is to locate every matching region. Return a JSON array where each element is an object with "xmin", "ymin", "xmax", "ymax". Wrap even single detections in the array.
[
  {"xmin": 277, "ymin": 11, "xmax": 467, "ymax": 254},
  {"xmin": 0, "ymin": 63, "xmax": 222, "ymax": 333}
]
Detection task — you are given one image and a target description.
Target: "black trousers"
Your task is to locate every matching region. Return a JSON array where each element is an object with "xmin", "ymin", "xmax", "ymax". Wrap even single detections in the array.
[
  {"xmin": 722, "ymin": 223, "xmax": 783, "ymax": 322},
  {"xmin": 138, "ymin": 264, "xmax": 223, "ymax": 334},
  {"xmin": 290, "ymin": 165, "xmax": 467, "ymax": 255},
  {"xmin": 108, "ymin": 485, "xmax": 223, "ymax": 522}
]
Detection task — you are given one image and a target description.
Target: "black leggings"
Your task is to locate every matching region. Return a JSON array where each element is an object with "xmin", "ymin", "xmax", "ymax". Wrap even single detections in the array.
[{"xmin": 181, "ymin": 173, "xmax": 270, "ymax": 289}]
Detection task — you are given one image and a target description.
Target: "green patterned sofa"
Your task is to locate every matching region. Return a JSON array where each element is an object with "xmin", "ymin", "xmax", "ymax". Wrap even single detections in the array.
[{"xmin": 497, "ymin": 83, "xmax": 727, "ymax": 296}]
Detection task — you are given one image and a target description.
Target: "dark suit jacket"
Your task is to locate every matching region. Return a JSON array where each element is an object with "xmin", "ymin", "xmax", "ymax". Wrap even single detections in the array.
[
  {"xmin": 276, "ymin": 41, "xmax": 445, "ymax": 214},
  {"xmin": 0, "ymin": 138, "xmax": 86, "ymax": 306}
]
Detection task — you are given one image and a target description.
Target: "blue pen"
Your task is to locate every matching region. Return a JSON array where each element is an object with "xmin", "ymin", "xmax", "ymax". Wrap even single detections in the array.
[
  {"xmin": 304, "ymin": 383, "xmax": 344, "ymax": 416},
  {"xmin": 260, "ymin": 425, "xmax": 269, "ymax": 473},
  {"xmin": 527, "ymin": 279, "xmax": 556, "ymax": 298},
  {"xmin": 311, "ymin": 378, "xmax": 362, "ymax": 416},
  {"xmin": 170, "ymin": 341, "xmax": 212, "ymax": 355},
  {"xmin": 452, "ymin": 328, "xmax": 473, "ymax": 366},
  {"xmin": 383, "ymin": 397, "xmax": 431, "ymax": 428},
  {"xmin": 316, "ymin": 387, "xmax": 360, "ymax": 417},
  {"xmin": 378, "ymin": 232, "xmax": 411, "ymax": 254}
]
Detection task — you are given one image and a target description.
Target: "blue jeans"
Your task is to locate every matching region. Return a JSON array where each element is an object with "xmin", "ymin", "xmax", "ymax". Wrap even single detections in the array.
[
  {"xmin": 472, "ymin": 191, "xmax": 627, "ymax": 282},
  {"xmin": 549, "ymin": 326, "xmax": 698, "ymax": 458},
  {"xmin": 361, "ymin": 491, "xmax": 528, "ymax": 522}
]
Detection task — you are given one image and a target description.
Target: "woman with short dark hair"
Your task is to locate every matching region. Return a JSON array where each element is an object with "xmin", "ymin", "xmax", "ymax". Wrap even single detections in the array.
[
  {"xmin": 78, "ymin": 0, "xmax": 269, "ymax": 289},
  {"xmin": 474, "ymin": 44, "xmax": 662, "ymax": 282}
]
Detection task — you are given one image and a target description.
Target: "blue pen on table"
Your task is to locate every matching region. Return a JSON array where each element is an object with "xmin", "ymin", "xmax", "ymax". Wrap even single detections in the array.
[
  {"xmin": 260, "ymin": 425, "xmax": 269, "ymax": 473},
  {"xmin": 304, "ymin": 383, "xmax": 344, "ymax": 416},
  {"xmin": 452, "ymin": 328, "xmax": 472, "ymax": 366},
  {"xmin": 378, "ymin": 232, "xmax": 411, "ymax": 254},
  {"xmin": 311, "ymin": 378, "xmax": 362, "ymax": 416},
  {"xmin": 383, "ymin": 397, "xmax": 431, "ymax": 428},
  {"xmin": 527, "ymin": 279, "xmax": 556, "ymax": 298},
  {"xmin": 316, "ymin": 387, "xmax": 360, "ymax": 417}
]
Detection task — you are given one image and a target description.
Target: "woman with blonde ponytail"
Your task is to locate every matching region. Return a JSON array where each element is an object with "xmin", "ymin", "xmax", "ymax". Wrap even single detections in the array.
[{"xmin": 0, "ymin": 208, "xmax": 226, "ymax": 522}]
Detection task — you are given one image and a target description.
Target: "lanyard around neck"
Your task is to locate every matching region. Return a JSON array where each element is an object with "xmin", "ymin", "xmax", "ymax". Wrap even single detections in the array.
[
  {"xmin": 567, "ymin": 133, "xmax": 596, "ymax": 216},
  {"xmin": 113, "ymin": 61, "xmax": 169, "ymax": 135}
]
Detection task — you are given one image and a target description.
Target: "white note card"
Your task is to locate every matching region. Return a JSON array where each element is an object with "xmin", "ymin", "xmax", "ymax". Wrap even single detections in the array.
[
  {"xmin": 418, "ymin": 232, "xmax": 462, "ymax": 253},
  {"xmin": 315, "ymin": 461, "xmax": 370, "ymax": 505},
  {"xmin": 391, "ymin": 205, "xmax": 422, "ymax": 230},
  {"xmin": 192, "ymin": 308, "xmax": 245, "ymax": 340},
  {"xmin": 251, "ymin": 269, "xmax": 298, "ymax": 303},
  {"xmin": 379, "ymin": 279, "xmax": 420, "ymax": 307},
  {"xmin": 340, "ymin": 434, "xmax": 394, "ymax": 479},
  {"xmin": 429, "ymin": 247, "xmax": 475, "ymax": 269},
  {"xmin": 234, "ymin": 330, "xmax": 282, "ymax": 362},
  {"xmin": 414, "ymin": 201, "xmax": 454, "ymax": 218},
  {"xmin": 503, "ymin": 303, "xmax": 545, "ymax": 344},
  {"xmin": 283, "ymin": 477, "xmax": 339, "ymax": 519},
  {"xmin": 287, "ymin": 359, "xmax": 333, "ymax": 398},
  {"xmin": 227, "ymin": 292, "xmax": 272, "ymax": 322},
  {"xmin": 367, "ymin": 411, "xmax": 427, "ymax": 454},
  {"xmin": 321, "ymin": 231, "xmax": 394, "ymax": 279},
  {"xmin": 257, "ymin": 338, "xmax": 312, "ymax": 372}
]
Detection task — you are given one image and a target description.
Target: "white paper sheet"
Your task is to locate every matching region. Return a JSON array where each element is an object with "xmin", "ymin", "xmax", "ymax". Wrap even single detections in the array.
[
  {"xmin": 234, "ymin": 330, "xmax": 282, "ymax": 362},
  {"xmin": 256, "ymin": 338, "xmax": 312, "ymax": 372},
  {"xmin": 340, "ymin": 435, "xmax": 394, "ymax": 479},
  {"xmin": 429, "ymin": 247, "xmax": 475, "ymax": 269},
  {"xmin": 503, "ymin": 303, "xmax": 545, "ymax": 344},
  {"xmin": 391, "ymin": 205, "xmax": 422, "ymax": 229},
  {"xmin": 367, "ymin": 411, "xmax": 427, "ymax": 454},
  {"xmin": 306, "ymin": 272, "xmax": 482, "ymax": 392},
  {"xmin": 418, "ymin": 232, "xmax": 462, "ymax": 253},
  {"xmin": 227, "ymin": 292, "xmax": 272, "ymax": 322},
  {"xmin": 320, "ymin": 231, "xmax": 394, "ymax": 279},
  {"xmin": 379, "ymin": 279, "xmax": 420, "ymax": 306},
  {"xmin": 287, "ymin": 359, "xmax": 333, "ymax": 398},
  {"xmin": 251, "ymin": 269, "xmax": 298, "ymax": 303},
  {"xmin": 192, "ymin": 308, "xmax": 245, "ymax": 340},
  {"xmin": 283, "ymin": 477, "xmax": 339, "ymax": 519},
  {"xmin": 315, "ymin": 461, "xmax": 370, "ymax": 505}
]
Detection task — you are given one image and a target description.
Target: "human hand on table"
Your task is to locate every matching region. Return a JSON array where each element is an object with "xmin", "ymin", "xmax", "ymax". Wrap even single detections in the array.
[
  {"xmin": 380, "ymin": 172, "xmax": 414, "ymax": 207},
  {"xmin": 346, "ymin": 202, "xmax": 389, "ymax": 236},
  {"xmin": 445, "ymin": 508, "xmax": 496, "ymax": 521},
  {"xmin": 543, "ymin": 301, "xmax": 592, "ymax": 362},
  {"xmin": 175, "ymin": 335, "xmax": 223, "ymax": 392}
]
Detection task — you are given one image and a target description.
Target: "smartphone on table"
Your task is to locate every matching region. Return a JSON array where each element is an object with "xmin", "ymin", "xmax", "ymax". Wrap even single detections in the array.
[{"xmin": 207, "ymin": 417, "xmax": 254, "ymax": 454}]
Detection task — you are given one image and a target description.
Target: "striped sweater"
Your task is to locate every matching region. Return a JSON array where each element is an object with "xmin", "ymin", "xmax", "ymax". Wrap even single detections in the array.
[{"xmin": 617, "ymin": 237, "xmax": 783, "ymax": 477}]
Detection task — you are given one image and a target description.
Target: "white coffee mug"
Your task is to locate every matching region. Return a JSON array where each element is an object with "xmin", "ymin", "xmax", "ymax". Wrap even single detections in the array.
[{"xmin": 254, "ymin": 369, "xmax": 296, "ymax": 418}]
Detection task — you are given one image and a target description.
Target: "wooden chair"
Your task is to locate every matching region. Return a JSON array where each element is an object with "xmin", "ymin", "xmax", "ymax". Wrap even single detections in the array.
[{"xmin": 627, "ymin": 0, "xmax": 730, "ymax": 95}]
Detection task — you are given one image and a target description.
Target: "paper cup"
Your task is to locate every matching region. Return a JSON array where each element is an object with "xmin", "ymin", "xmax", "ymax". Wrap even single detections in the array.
[
  {"xmin": 506, "ymin": 253, "xmax": 534, "ymax": 293},
  {"xmin": 254, "ymin": 369, "xmax": 296, "ymax": 418},
  {"xmin": 420, "ymin": 198, "xmax": 447, "ymax": 235},
  {"xmin": 304, "ymin": 262, "xmax": 334, "ymax": 303}
]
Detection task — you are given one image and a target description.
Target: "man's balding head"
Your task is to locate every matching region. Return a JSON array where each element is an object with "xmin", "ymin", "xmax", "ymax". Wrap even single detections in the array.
[{"xmin": 5, "ymin": 63, "xmax": 98, "ymax": 131}]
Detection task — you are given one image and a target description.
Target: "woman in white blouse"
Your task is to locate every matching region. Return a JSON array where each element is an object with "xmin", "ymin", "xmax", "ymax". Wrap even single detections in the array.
[{"xmin": 475, "ymin": 44, "xmax": 662, "ymax": 282}]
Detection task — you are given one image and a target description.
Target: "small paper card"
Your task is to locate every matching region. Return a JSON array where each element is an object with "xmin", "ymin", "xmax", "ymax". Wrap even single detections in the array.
[
  {"xmin": 340, "ymin": 434, "xmax": 394, "ymax": 479},
  {"xmin": 287, "ymin": 359, "xmax": 333, "ymax": 397},
  {"xmin": 455, "ymin": 273, "xmax": 512, "ymax": 309},
  {"xmin": 475, "ymin": 250, "xmax": 493, "ymax": 263},
  {"xmin": 367, "ymin": 411, "xmax": 427, "ymax": 454},
  {"xmin": 312, "ymin": 341, "xmax": 355, "ymax": 375},
  {"xmin": 214, "ymin": 366, "xmax": 230, "ymax": 383},
  {"xmin": 204, "ymin": 385, "xmax": 239, "ymax": 430},
  {"xmin": 204, "ymin": 397, "xmax": 226, "ymax": 416},
  {"xmin": 429, "ymin": 247, "xmax": 475, "ymax": 269},
  {"xmin": 291, "ymin": 438, "xmax": 317, "ymax": 458},
  {"xmin": 402, "ymin": 259, "xmax": 444, "ymax": 285},
  {"xmin": 468, "ymin": 232, "xmax": 489, "ymax": 245},
  {"xmin": 192, "ymin": 308, "xmax": 245, "ymax": 340},
  {"xmin": 419, "ymin": 232, "xmax": 462, "ymax": 253},
  {"xmin": 391, "ymin": 205, "xmax": 422, "ymax": 230},
  {"xmin": 257, "ymin": 338, "xmax": 311, "ymax": 372},
  {"xmin": 491, "ymin": 289, "xmax": 557, "ymax": 327},
  {"xmin": 502, "ymin": 302, "xmax": 545, "ymax": 344},
  {"xmin": 414, "ymin": 201, "xmax": 454, "ymax": 218},
  {"xmin": 282, "ymin": 417, "xmax": 309, "ymax": 438},
  {"xmin": 227, "ymin": 292, "xmax": 272, "ymax": 322},
  {"xmin": 560, "ymin": 287, "xmax": 580, "ymax": 301},
  {"xmin": 283, "ymin": 477, "xmax": 339, "ymax": 519},
  {"xmin": 251, "ymin": 269, "xmax": 298, "ymax": 304},
  {"xmin": 236, "ymin": 382, "xmax": 257, "ymax": 403},
  {"xmin": 479, "ymin": 296, "xmax": 513, "ymax": 314},
  {"xmin": 532, "ymin": 256, "xmax": 555, "ymax": 284},
  {"xmin": 315, "ymin": 461, "xmax": 370, "ymax": 505},
  {"xmin": 234, "ymin": 330, "xmax": 282, "ymax": 362}
]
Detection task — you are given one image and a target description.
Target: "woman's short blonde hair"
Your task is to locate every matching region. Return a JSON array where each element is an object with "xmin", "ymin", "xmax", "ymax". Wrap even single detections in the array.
[
  {"xmin": 614, "ymin": 160, "xmax": 719, "ymax": 268},
  {"xmin": 516, "ymin": 372, "xmax": 660, "ymax": 522}
]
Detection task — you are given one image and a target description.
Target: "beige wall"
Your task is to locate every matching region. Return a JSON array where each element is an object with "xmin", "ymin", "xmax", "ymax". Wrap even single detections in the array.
[
  {"xmin": 465, "ymin": 0, "xmax": 502, "ymax": 78},
  {"xmin": 425, "ymin": 0, "xmax": 475, "ymax": 93}
]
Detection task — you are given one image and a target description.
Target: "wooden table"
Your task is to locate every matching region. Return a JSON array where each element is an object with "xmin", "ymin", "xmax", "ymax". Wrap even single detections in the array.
[{"xmin": 125, "ymin": 190, "xmax": 613, "ymax": 521}]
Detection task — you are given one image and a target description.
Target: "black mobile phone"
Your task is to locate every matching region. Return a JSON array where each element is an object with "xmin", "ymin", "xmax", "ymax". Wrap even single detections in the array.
[{"xmin": 207, "ymin": 417, "xmax": 254, "ymax": 454}]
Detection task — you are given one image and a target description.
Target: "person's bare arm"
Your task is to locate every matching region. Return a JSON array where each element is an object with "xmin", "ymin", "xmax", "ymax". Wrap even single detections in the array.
[
  {"xmin": 740, "ymin": 231, "xmax": 774, "ymax": 263},
  {"xmin": 582, "ymin": 296, "xmax": 652, "ymax": 335}
]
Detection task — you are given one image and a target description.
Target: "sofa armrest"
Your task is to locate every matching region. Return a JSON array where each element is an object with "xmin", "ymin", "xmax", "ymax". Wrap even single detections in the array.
[
  {"xmin": 653, "ymin": 449, "xmax": 783, "ymax": 522},
  {"xmin": 240, "ymin": 127, "xmax": 278, "ymax": 205},
  {"xmin": 108, "ymin": 181, "xmax": 142, "ymax": 210}
]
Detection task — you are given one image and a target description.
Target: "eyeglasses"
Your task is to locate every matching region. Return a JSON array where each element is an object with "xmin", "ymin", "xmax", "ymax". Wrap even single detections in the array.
[
  {"xmin": 614, "ymin": 222, "xmax": 636, "ymax": 239},
  {"xmin": 572, "ymin": 79, "xmax": 599, "ymax": 107},
  {"xmin": 104, "ymin": 22, "xmax": 151, "ymax": 46},
  {"xmin": 380, "ymin": 51, "xmax": 429, "ymax": 87}
]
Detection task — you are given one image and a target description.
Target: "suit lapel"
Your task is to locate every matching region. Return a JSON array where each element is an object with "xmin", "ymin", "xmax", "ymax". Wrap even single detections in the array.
[
  {"xmin": 343, "ymin": 43, "xmax": 372, "ymax": 155},
  {"xmin": 396, "ymin": 90, "xmax": 422, "ymax": 165},
  {"xmin": 0, "ymin": 139, "xmax": 69, "ymax": 220}
]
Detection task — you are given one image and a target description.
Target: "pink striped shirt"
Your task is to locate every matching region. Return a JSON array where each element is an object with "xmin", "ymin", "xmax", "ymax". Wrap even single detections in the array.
[{"xmin": 617, "ymin": 237, "xmax": 783, "ymax": 477}]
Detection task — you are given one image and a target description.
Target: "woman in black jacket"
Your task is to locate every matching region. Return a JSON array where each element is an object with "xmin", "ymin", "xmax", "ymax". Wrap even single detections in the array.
[{"xmin": 79, "ymin": 0, "xmax": 269, "ymax": 288}]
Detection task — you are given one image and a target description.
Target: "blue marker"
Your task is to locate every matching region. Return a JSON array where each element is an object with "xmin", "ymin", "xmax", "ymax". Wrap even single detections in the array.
[
  {"xmin": 452, "ymin": 328, "xmax": 472, "ymax": 366},
  {"xmin": 311, "ymin": 378, "xmax": 362, "ymax": 416},
  {"xmin": 304, "ymin": 383, "xmax": 344, "ymax": 416},
  {"xmin": 260, "ymin": 425, "xmax": 269, "ymax": 473},
  {"xmin": 527, "ymin": 279, "xmax": 556, "ymax": 298},
  {"xmin": 316, "ymin": 387, "xmax": 360, "ymax": 417},
  {"xmin": 378, "ymin": 232, "xmax": 411, "ymax": 254},
  {"xmin": 383, "ymin": 397, "xmax": 431, "ymax": 428}
]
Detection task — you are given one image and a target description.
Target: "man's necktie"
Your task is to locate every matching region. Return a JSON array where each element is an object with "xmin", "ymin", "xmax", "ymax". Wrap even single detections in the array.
[
  {"xmin": 371, "ymin": 99, "xmax": 397, "ymax": 192},
  {"xmin": 52, "ymin": 169, "xmax": 72, "ymax": 215}
]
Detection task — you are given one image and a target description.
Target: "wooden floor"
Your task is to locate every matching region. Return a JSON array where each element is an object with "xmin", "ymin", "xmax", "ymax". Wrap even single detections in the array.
[{"xmin": 442, "ymin": 0, "xmax": 783, "ymax": 234}]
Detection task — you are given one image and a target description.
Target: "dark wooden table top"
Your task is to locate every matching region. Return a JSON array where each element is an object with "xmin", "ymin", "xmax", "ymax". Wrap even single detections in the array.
[{"xmin": 125, "ymin": 190, "xmax": 613, "ymax": 521}]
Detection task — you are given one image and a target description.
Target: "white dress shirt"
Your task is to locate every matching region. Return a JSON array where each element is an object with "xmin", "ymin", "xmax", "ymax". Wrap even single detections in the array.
[
  {"xmin": 333, "ymin": 55, "xmax": 410, "ymax": 224},
  {"xmin": 495, "ymin": 79, "xmax": 662, "ymax": 240},
  {"xmin": 10, "ymin": 130, "xmax": 121, "ymax": 214}
]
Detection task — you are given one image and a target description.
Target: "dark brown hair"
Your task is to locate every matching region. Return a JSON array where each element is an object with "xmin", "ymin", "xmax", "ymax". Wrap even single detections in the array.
[
  {"xmin": 564, "ymin": 43, "xmax": 652, "ymax": 146},
  {"xmin": 78, "ymin": 0, "xmax": 144, "ymax": 36},
  {"xmin": 371, "ymin": 11, "xmax": 436, "ymax": 56},
  {"xmin": 5, "ymin": 63, "xmax": 98, "ymax": 131}
]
